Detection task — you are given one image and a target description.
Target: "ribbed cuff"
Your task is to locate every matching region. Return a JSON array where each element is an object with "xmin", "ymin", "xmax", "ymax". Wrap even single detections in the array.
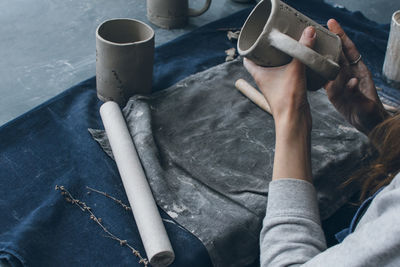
[{"xmin": 266, "ymin": 178, "xmax": 321, "ymax": 224}]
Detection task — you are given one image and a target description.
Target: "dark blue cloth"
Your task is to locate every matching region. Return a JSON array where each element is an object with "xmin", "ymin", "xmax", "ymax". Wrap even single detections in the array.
[{"xmin": 0, "ymin": 1, "xmax": 399, "ymax": 266}]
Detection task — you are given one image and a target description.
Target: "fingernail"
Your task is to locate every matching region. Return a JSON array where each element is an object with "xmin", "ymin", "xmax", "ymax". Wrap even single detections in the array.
[{"xmin": 305, "ymin": 26, "xmax": 316, "ymax": 38}]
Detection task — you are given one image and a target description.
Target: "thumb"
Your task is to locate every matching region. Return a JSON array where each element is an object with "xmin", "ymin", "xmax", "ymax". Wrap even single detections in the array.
[
  {"xmin": 243, "ymin": 57, "xmax": 265, "ymax": 79},
  {"xmin": 291, "ymin": 26, "xmax": 316, "ymax": 69},
  {"xmin": 299, "ymin": 26, "xmax": 316, "ymax": 48},
  {"xmin": 345, "ymin": 77, "xmax": 358, "ymax": 92}
]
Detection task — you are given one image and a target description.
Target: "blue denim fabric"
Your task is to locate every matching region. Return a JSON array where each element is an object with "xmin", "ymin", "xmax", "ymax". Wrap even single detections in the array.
[
  {"xmin": 335, "ymin": 186, "xmax": 386, "ymax": 243},
  {"xmin": 0, "ymin": 1, "xmax": 398, "ymax": 266}
]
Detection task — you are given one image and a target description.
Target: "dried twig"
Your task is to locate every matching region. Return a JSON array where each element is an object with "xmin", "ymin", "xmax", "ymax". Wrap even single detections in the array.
[
  {"xmin": 86, "ymin": 186, "xmax": 132, "ymax": 211},
  {"xmin": 55, "ymin": 185, "xmax": 148, "ymax": 266}
]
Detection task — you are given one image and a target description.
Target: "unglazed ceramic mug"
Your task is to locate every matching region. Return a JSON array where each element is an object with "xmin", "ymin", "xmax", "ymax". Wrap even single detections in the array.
[
  {"xmin": 238, "ymin": 0, "xmax": 342, "ymax": 90},
  {"xmin": 382, "ymin": 10, "xmax": 400, "ymax": 88},
  {"xmin": 96, "ymin": 19, "xmax": 154, "ymax": 106},
  {"xmin": 147, "ymin": 0, "xmax": 212, "ymax": 29}
]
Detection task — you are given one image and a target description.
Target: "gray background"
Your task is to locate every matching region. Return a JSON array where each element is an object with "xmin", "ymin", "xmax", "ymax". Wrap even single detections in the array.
[{"xmin": 1, "ymin": 0, "xmax": 399, "ymax": 126}]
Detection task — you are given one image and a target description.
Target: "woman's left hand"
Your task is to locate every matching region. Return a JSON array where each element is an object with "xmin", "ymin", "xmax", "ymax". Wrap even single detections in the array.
[
  {"xmin": 243, "ymin": 26, "xmax": 316, "ymax": 129},
  {"xmin": 244, "ymin": 26, "xmax": 316, "ymax": 182}
]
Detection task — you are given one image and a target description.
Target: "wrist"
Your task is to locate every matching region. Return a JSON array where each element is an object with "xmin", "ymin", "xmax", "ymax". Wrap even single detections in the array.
[
  {"xmin": 274, "ymin": 109, "xmax": 312, "ymax": 137},
  {"xmin": 360, "ymin": 103, "xmax": 391, "ymax": 135}
]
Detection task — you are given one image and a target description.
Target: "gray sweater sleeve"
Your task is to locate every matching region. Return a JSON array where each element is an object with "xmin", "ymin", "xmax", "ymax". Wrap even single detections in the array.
[
  {"xmin": 260, "ymin": 174, "xmax": 400, "ymax": 267},
  {"xmin": 260, "ymin": 179, "xmax": 326, "ymax": 266}
]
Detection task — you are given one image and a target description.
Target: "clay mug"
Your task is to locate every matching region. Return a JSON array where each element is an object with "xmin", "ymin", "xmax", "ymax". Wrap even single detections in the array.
[
  {"xmin": 382, "ymin": 10, "xmax": 400, "ymax": 88},
  {"xmin": 238, "ymin": 0, "xmax": 342, "ymax": 90},
  {"xmin": 147, "ymin": 0, "xmax": 212, "ymax": 29},
  {"xmin": 96, "ymin": 18, "xmax": 154, "ymax": 106}
]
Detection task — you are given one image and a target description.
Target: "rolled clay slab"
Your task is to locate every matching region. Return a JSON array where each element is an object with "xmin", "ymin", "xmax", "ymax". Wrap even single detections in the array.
[{"xmin": 100, "ymin": 101, "xmax": 175, "ymax": 267}]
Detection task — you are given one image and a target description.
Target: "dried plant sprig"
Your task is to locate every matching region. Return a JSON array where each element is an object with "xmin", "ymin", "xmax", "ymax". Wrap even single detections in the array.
[
  {"xmin": 55, "ymin": 185, "xmax": 148, "ymax": 266},
  {"xmin": 86, "ymin": 186, "xmax": 132, "ymax": 211}
]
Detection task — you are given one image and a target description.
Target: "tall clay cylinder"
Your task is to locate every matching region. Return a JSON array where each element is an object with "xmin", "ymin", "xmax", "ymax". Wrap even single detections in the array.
[
  {"xmin": 96, "ymin": 19, "xmax": 154, "ymax": 106},
  {"xmin": 383, "ymin": 10, "xmax": 400, "ymax": 88}
]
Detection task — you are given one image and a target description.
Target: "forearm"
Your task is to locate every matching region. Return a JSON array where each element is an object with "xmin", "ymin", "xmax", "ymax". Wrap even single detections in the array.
[
  {"xmin": 259, "ymin": 110, "xmax": 327, "ymax": 266},
  {"xmin": 273, "ymin": 111, "xmax": 312, "ymax": 182}
]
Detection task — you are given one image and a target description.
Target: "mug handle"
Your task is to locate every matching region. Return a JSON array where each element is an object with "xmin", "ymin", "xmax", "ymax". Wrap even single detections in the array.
[
  {"xmin": 269, "ymin": 29, "xmax": 340, "ymax": 80},
  {"xmin": 188, "ymin": 0, "xmax": 212, "ymax": 17}
]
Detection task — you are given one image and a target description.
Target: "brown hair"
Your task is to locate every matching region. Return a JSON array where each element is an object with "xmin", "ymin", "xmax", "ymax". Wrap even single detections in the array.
[{"xmin": 345, "ymin": 112, "xmax": 400, "ymax": 202}]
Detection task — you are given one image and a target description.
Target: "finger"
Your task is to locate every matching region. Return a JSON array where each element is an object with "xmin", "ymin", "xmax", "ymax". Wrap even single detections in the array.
[
  {"xmin": 327, "ymin": 19, "xmax": 361, "ymax": 63},
  {"xmin": 291, "ymin": 26, "xmax": 316, "ymax": 69},
  {"xmin": 339, "ymin": 51, "xmax": 349, "ymax": 66},
  {"xmin": 345, "ymin": 77, "xmax": 358, "ymax": 92},
  {"xmin": 299, "ymin": 26, "xmax": 317, "ymax": 47},
  {"xmin": 243, "ymin": 57, "xmax": 271, "ymax": 85},
  {"xmin": 324, "ymin": 66, "xmax": 349, "ymax": 100},
  {"xmin": 243, "ymin": 58, "xmax": 261, "ymax": 78}
]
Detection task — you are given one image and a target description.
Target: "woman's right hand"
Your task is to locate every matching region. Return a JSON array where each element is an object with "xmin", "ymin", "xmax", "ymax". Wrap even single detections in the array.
[{"xmin": 324, "ymin": 19, "xmax": 389, "ymax": 135}]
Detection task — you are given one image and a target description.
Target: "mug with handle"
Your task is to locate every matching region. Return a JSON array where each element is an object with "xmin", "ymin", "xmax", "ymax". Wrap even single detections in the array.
[
  {"xmin": 238, "ymin": 0, "xmax": 342, "ymax": 91},
  {"xmin": 147, "ymin": 0, "xmax": 212, "ymax": 29}
]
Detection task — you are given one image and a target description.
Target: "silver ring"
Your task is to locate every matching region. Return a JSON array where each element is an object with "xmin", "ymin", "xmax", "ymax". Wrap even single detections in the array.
[{"xmin": 350, "ymin": 54, "xmax": 362, "ymax": 65}]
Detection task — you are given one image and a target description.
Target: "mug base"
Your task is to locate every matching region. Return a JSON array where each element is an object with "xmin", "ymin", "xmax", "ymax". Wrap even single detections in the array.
[
  {"xmin": 383, "ymin": 74, "xmax": 400, "ymax": 89},
  {"xmin": 148, "ymin": 15, "xmax": 188, "ymax": 29}
]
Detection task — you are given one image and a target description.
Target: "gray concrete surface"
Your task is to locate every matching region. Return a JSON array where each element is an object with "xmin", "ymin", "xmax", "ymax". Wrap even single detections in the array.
[
  {"xmin": 0, "ymin": 0, "xmax": 254, "ymax": 126},
  {"xmin": 0, "ymin": 0, "xmax": 399, "ymax": 126}
]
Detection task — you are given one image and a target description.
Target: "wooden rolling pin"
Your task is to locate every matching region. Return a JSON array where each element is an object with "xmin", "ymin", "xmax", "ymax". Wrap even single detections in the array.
[
  {"xmin": 234, "ymin": 79, "xmax": 271, "ymax": 114},
  {"xmin": 234, "ymin": 79, "xmax": 398, "ymax": 114}
]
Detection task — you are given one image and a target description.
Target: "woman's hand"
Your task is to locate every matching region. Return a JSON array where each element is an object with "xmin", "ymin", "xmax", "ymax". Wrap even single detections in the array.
[
  {"xmin": 324, "ymin": 19, "xmax": 389, "ymax": 135},
  {"xmin": 243, "ymin": 27, "xmax": 316, "ymax": 127},
  {"xmin": 244, "ymin": 26, "xmax": 317, "ymax": 182}
]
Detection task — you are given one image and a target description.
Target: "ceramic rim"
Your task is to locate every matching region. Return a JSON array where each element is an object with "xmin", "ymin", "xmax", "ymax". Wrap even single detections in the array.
[{"xmin": 96, "ymin": 18, "xmax": 154, "ymax": 46}]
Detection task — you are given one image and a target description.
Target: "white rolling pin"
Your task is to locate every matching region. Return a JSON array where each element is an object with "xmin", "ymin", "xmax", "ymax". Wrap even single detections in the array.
[{"xmin": 100, "ymin": 101, "xmax": 174, "ymax": 267}]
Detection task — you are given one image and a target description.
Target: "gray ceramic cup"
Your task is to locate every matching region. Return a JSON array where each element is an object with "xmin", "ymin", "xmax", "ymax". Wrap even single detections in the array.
[
  {"xmin": 96, "ymin": 18, "xmax": 154, "ymax": 106},
  {"xmin": 238, "ymin": 0, "xmax": 342, "ymax": 90},
  {"xmin": 147, "ymin": 0, "xmax": 212, "ymax": 29}
]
